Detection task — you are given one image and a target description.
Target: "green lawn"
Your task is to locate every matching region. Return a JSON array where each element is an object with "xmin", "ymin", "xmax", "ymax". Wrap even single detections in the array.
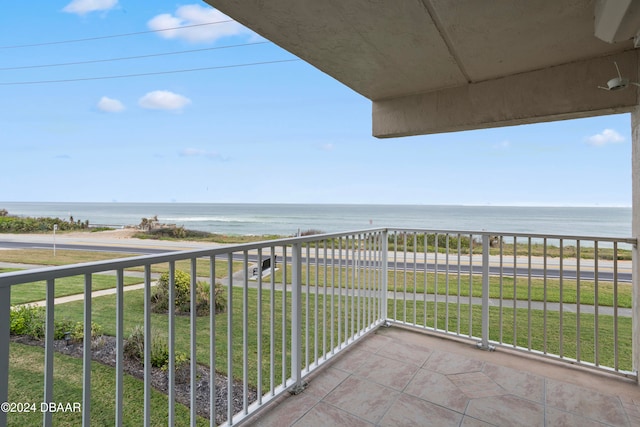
[
  {"xmin": 0, "ymin": 249, "xmax": 243, "ymax": 279},
  {"xmin": 8, "ymin": 343, "xmax": 207, "ymax": 427},
  {"xmin": 56, "ymin": 281, "xmax": 632, "ymax": 388},
  {"xmin": 10, "ymin": 274, "xmax": 142, "ymax": 305},
  {"xmin": 273, "ymin": 264, "xmax": 632, "ymax": 308},
  {"xmin": 0, "ymin": 249, "xmax": 139, "ymax": 266},
  {"xmin": 391, "ymin": 299, "xmax": 632, "ymax": 372}
]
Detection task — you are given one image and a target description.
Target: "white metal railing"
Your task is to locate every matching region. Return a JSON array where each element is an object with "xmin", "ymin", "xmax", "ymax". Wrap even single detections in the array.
[
  {"xmin": 385, "ymin": 229, "xmax": 636, "ymax": 378},
  {"xmin": 0, "ymin": 229, "xmax": 386, "ymax": 426},
  {"xmin": 0, "ymin": 228, "xmax": 636, "ymax": 426}
]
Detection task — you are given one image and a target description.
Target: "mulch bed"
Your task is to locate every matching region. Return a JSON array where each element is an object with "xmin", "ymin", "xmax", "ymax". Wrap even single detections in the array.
[{"xmin": 10, "ymin": 335, "xmax": 257, "ymax": 425}]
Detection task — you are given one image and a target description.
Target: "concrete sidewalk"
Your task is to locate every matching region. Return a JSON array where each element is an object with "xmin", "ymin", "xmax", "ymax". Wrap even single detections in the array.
[{"xmin": 23, "ymin": 282, "xmax": 156, "ymax": 307}]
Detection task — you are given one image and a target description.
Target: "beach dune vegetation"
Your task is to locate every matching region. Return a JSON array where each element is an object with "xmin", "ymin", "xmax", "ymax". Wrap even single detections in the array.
[{"xmin": 0, "ymin": 210, "xmax": 88, "ymax": 233}]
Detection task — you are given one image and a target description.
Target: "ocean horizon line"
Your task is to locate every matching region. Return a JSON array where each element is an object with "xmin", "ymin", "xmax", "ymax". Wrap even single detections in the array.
[
  {"xmin": 0, "ymin": 201, "xmax": 632, "ymax": 209},
  {"xmin": 0, "ymin": 201, "xmax": 631, "ymax": 238}
]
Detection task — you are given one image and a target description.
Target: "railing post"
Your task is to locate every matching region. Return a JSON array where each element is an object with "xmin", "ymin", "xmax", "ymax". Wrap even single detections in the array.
[
  {"xmin": 0, "ymin": 287, "xmax": 9, "ymax": 427},
  {"xmin": 477, "ymin": 234, "xmax": 494, "ymax": 351},
  {"xmin": 82, "ymin": 274, "xmax": 92, "ymax": 427},
  {"xmin": 631, "ymin": 106, "xmax": 640, "ymax": 378},
  {"xmin": 290, "ymin": 242, "xmax": 305, "ymax": 394},
  {"xmin": 634, "ymin": 239, "xmax": 640, "ymax": 377},
  {"xmin": 43, "ymin": 279, "xmax": 55, "ymax": 427},
  {"xmin": 143, "ymin": 266, "xmax": 151, "ymax": 427},
  {"xmin": 381, "ymin": 230, "xmax": 389, "ymax": 323}
]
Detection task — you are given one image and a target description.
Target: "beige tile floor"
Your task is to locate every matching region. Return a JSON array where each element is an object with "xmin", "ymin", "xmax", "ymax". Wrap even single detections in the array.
[{"xmin": 247, "ymin": 327, "xmax": 640, "ymax": 426}]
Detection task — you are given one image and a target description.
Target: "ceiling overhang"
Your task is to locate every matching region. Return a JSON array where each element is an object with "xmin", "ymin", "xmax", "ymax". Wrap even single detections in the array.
[{"xmin": 204, "ymin": 0, "xmax": 640, "ymax": 137}]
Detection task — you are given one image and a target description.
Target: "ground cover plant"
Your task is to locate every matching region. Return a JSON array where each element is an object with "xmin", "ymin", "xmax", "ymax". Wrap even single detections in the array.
[{"xmin": 133, "ymin": 227, "xmax": 284, "ymax": 244}]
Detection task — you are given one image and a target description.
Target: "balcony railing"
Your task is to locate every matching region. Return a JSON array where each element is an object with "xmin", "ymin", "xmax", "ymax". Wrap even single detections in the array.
[{"xmin": 0, "ymin": 228, "xmax": 635, "ymax": 426}]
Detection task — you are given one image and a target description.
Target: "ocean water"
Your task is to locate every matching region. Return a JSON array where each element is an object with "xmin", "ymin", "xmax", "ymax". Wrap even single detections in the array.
[{"xmin": 0, "ymin": 202, "xmax": 632, "ymax": 238}]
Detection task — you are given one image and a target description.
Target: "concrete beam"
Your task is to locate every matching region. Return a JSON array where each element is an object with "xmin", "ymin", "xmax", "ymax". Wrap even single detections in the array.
[{"xmin": 373, "ymin": 50, "xmax": 639, "ymax": 138}]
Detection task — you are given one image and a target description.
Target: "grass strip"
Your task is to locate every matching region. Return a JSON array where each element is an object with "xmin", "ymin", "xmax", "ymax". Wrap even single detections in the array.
[
  {"xmin": 8, "ymin": 343, "xmax": 207, "ymax": 426},
  {"xmin": 10, "ymin": 274, "xmax": 142, "ymax": 305},
  {"xmin": 0, "ymin": 249, "xmax": 243, "ymax": 279},
  {"xmin": 274, "ymin": 265, "xmax": 633, "ymax": 308},
  {"xmin": 56, "ymin": 283, "xmax": 630, "ymax": 390},
  {"xmin": 0, "ymin": 249, "xmax": 139, "ymax": 266}
]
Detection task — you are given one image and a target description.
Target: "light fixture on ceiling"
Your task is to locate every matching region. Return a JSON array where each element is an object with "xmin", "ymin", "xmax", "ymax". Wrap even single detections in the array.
[{"xmin": 598, "ymin": 61, "xmax": 640, "ymax": 91}]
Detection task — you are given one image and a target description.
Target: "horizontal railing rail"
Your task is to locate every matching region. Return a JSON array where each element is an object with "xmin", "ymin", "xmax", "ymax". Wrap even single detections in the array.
[{"xmin": 0, "ymin": 227, "xmax": 636, "ymax": 426}]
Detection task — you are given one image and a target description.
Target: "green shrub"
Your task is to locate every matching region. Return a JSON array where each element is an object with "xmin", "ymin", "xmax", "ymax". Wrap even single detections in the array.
[
  {"xmin": 0, "ymin": 213, "xmax": 89, "ymax": 233},
  {"xmin": 54, "ymin": 319, "xmax": 75, "ymax": 340},
  {"xmin": 90, "ymin": 227, "xmax": 114, "ymax": 232},
  {"xmin": 10, "ymin": 305, "xmax": 45, "ymax": 339},
  {"xmin": 141, "ymin": 227, "xmax": 212, "ymax": 240},
  {"xmin": 151, "ymin": 270, "xmax": 191, "ymax": 313},
  {"xmin": 201, "ymin": 280, "xmax": 226, "ymax": 315},
  {"xmin": 10, "ymin": 305, "xmax": 103, "ymax": 344},
  {"xmin": 150, "ymin": 338, "xmax": 169, "ymax": 368},
  {"xmin": 124, "ymin": 325, "xmax": 145, "ymax": 361},
  {"xmin": 151, "ymin": 270, "xmax": 225, "ymax": 316},
  {"xmin": 70, "ymin": 321, "xmax": 103, "ymax": 343},
  {"xmin": 124, "ymin": 325, "xmax": 189, "ymax": 371}
]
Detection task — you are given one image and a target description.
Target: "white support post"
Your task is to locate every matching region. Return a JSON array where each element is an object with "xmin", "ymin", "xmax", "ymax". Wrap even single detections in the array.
[
  {"xmin": 167, "ymin": 262, "xmax": 175, "ymax": 427},
  {"xmin": 381, "ymin": 230, "xmax": 389, "ymax": 324},
  {"xmin": 0, "ymin": 287, "xmax": 9, "ymax": 427},
  {"xmin": 143, "ymin": 266, "xmax": 151, "ymax": 427},
  {"xmin": 290, "ymin": 242, "xmax": 304, "ymax": 394},
  {"xmin": 478, "ymin": 234, "xmax": 494, "ymax": 351},
  {"xmin": 631, "ymin": 107, "xmax": 640, "ymax": 377},
  {"xmin": 43, "ymin": 279, "xmax": 55, "ymax": 427},
  {"xmin": 115, "ymin": 269, "xmax": 124, "ymax": 427},
  {"xmin": 82, "ymin": 274, "xmax": 92, "ymax": 427}
]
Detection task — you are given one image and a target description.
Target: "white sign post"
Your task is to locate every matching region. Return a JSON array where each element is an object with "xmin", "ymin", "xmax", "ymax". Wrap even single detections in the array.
[{"xmin": 53, "ymin": 224, "xmax": 58, "ymax": 256}]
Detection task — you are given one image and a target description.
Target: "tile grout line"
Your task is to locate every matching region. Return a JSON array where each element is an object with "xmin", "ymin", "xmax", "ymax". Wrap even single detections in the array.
[{"xmin": 543, "ymin": 377, "xmax": 547, "ymax": 426}]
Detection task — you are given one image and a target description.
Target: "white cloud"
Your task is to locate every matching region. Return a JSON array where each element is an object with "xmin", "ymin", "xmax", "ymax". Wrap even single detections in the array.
[
  {"xmin": 63, "ymin": 0, "xmax": 118, "ymax": 15},
  {"xmin": 147, "ymin": 4, "xmax": 251, "ymax": 43},
  {"xmin": 97, "ymin": 96, "xmax": 125, "ymax": 113},
  {"xmin": 319, "ymin": 143, "xmax": 335, "ymax": 152},
  {"xmin": 492, "ymin": 140, "xmax": 510, "ymax": 150},
  {"xmin": 586, "ymin": 129, "xmax": 625, "ymax": 147},
  {"xmin": 138, "ymin": 90, "xmax": 191, "ymax": 111},
  {"xmin": 180, "ymin": 148, "xmax": 224, "ymax": 160}
]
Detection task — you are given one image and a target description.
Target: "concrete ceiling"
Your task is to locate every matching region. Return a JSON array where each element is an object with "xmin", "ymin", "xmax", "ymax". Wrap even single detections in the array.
[{"xmin": 204, "ymin": 0, "xmax": 640, "ymax": 137}]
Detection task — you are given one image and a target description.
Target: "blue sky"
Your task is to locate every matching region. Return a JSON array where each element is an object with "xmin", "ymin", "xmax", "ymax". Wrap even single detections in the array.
[{"xmin": 0, "ymin": 1, "xmax": 633, "ymax": 206}]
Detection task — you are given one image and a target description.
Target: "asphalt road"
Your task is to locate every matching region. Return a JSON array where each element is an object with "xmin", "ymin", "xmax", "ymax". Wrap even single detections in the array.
[
  {"xmin": 0, "ymin": 240, "xmax": 174, "ymax": 255},
  {"xmin": 0, "ymin": 239, "xmax": 631, "ymax": 283}
]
